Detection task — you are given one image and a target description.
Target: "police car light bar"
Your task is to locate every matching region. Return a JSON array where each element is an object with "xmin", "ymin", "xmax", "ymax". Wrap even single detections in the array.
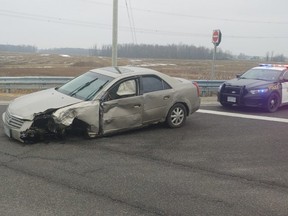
[
  {"xmin": 259, "ymin": 64, "xmax": 288, "ymax": 68},
  {"xmin": 259, "ymin": 64, "xmax": 273, "ymax": 67}
]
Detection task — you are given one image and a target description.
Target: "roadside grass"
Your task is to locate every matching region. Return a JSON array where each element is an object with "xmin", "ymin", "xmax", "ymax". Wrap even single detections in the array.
[{"xmin": 0, "ymin": 52, "xmax": 262, "ymax": 80}]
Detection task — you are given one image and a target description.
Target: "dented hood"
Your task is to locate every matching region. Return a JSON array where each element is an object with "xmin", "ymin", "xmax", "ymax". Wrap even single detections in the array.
[{"xmin": 8, "ymin": 88, "xmax": 82, "ymax": 120}]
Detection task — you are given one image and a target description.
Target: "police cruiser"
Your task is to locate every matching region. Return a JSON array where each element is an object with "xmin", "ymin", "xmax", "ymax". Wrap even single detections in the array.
[{"xmin": 218, "ymin": 64, "xmax": 288, "ymax": 112}]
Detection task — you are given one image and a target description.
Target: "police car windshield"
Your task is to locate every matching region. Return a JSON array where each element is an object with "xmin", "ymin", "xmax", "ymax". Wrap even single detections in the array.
[{"xmin": 240, "ymin": 69, "xmax": 282, "ymax": 81}]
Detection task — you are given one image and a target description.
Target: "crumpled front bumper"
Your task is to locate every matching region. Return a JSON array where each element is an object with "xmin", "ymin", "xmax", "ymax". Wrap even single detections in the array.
[{"xmin": 2, "ymin": 111, "xmax": 33, "ymax": 143}]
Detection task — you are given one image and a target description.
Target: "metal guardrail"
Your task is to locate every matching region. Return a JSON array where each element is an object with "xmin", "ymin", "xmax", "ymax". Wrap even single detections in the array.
[
  {"xmin": 0, "ymin": 76, "xmax": 73, "ymax": 93},
  {"xmin": 194, "ymin": 80, "xmax": 225, "ymax": 96},
  {"xmin": 0, "ymin": 76, "xmax": 225, "ymax": 96}
]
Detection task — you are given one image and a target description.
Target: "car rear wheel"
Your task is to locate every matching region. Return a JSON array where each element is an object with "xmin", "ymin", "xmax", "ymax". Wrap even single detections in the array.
[
  {"xmin": 265, "ymin": 92, "xmax": 280, "ymax": 112},
  {"xmin": 166, "ymin": 103, "xmax": 187, "ymax": 128}
]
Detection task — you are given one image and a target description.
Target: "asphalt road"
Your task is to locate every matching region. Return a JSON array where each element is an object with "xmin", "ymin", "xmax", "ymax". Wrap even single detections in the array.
[{"xmin": 1, "ymin": 103, "xmax": 288, "ymax": 216}]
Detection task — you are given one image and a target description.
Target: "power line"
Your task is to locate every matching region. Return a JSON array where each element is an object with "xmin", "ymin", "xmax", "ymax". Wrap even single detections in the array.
[
  {"xmin": 127, "ymin": 0, "xmax": 137, "ymax": 44},
  {"xmin": 0, "ymin": 9, "xmax": 111, "ymax": 29},
  {"xmin": 85, "ymin": 0, "xmax": 288, "ymax": 25},
  {"xmin": 124, "ymin": 0, "xmax": 137, "ymax": 43},
  {"xmin": 0, "ymin": 9, "xmax": 287, "ymax": 40},
  {"xmin": 129, "ymin": 7, "xmax": 288, "ymax": 25}
]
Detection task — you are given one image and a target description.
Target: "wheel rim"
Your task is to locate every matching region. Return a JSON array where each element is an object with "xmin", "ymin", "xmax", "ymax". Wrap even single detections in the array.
[
  {"xmin": 269, "ymin": 95, "xmax": 278, "ymax": 111},
  {"xmin": 171, "ymin": 107, "xmax": 184, "ymax": 126}
]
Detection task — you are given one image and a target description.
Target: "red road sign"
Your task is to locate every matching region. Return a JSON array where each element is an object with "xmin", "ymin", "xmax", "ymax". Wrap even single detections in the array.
[{"xmin": 212, "ymin": 29, "xmax": 222, "ymax": 46}]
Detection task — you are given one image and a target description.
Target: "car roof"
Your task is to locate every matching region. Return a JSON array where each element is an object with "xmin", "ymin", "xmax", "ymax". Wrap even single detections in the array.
[
  {"xmin": 90, "ymin": 66, "xmax": 185, "ymax": 88},
  {"xmin": 90, "ymin": 66, "xmax": 164, "ymax": 78}
]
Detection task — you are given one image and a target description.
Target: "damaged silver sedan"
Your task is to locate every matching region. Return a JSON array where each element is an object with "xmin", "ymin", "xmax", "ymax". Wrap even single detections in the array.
[{"xmin": 2, "ymin": 66, "xmax": 201, "ymax": 143}]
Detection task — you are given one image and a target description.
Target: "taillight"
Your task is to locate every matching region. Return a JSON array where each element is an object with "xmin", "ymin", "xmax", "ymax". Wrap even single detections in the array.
[{"xmin": 193, "ymin": 82, "xmax": 200, "ymax": 97}]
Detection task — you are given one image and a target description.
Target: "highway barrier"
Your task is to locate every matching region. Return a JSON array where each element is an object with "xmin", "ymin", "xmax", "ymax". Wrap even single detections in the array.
[
  {"xmin": 195, "ymin": 80, "xmax": 225, "ymax": 96},
  {"xmin": 0, "ymin": 76, "xmax": 225, "ymax": 96},
  {"xmin": 0, "ymin": 76, "xmax": 73, "ymax": 93}
]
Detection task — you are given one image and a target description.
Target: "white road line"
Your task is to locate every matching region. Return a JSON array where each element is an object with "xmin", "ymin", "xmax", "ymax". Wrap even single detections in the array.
[{"xmin": 197, "ymin": 109, "xmax": 288, "ymax": 123}]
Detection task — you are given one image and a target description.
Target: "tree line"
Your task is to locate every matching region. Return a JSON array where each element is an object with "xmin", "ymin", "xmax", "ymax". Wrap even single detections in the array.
[
  {"xmin": 0, "ymin": 43, "xmax": 231, "ymax": 59},
  {"xmin": 93, "ymin": 44, "xmax": 233, "ymax": 60},
  {"xmin": 0, "ymin": 43, "xmax": 286, "ymax": 61},
  {"xmin": 0, "ymin": 44, "xmax": 37, "ymax": 53}
]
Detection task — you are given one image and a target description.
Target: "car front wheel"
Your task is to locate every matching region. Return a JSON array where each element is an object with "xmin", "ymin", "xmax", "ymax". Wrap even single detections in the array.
[
  {"xmin": 265, "ymin": 92, "xmax": 280, "ymax": 112},
  {"xmin": 166, "ymin": 103, "xmax": 187, "ymax": 128}
]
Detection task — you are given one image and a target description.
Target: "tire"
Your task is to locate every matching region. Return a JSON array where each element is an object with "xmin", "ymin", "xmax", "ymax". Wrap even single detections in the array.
[
  {"xmin": 265, "ymin": 92, "xmax": 280, "ymax": 113},
  {"xmin": 166, "ymin": 103, "xmax": 187, "ymax": 128}
]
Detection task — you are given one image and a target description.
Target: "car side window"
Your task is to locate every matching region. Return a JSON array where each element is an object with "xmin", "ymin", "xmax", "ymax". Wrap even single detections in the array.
[
  {"xmin": 117, "ymin": 80, "xmax": 136, "ymax": 96},
  {"xmin": 105, "ymin": 79, "xmax": 137, "ymax": 101},
  {"xmin": 142, "ymin": 76, "xmax": 171, "ymax": 94}
]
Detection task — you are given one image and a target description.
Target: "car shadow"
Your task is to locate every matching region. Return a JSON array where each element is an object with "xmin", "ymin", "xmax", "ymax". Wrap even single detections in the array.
[
  {"xmin": 218, "ymin": 104, "xmax": 288, "ymax": 116},
  {"xmin": 31, "ymin": 123, "xmax": 167, "ymax": 145}
]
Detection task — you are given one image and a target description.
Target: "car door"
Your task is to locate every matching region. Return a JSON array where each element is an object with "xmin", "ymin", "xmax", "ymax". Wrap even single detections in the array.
[
  {"xmin": 101, "ymin": 78, "xmax": 143, "ymax": 134},
  {"xmin": 141, "ymin": 75, "xmax": 174, "ymax": 124},
  {"xmin": 281, "ymin": 71, "xmax": 288, "ymax": 103}
]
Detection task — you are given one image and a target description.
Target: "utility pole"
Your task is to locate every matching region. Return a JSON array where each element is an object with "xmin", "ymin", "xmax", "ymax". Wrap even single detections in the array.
[{"xmin": 112, "ymin": 0, "xmax": 118, "ymax": 67}]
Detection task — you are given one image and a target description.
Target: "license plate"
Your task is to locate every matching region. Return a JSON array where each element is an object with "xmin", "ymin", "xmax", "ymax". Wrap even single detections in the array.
[
  {"xmin": 4, "ymin": 125, "xmax": 11, "ymax": 138},
  {"xmin": 227, "ymin": 96, "xmax": 236, "ymax": 103}
]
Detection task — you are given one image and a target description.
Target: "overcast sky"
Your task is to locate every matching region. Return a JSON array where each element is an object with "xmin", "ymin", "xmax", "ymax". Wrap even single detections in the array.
[{"xmin": 1, "ymin": 0, "xmax": 288, "ymax": 57}]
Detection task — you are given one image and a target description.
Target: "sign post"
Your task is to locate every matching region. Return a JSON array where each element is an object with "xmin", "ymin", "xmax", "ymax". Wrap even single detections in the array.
[
  {"xmin": 211, "ymin": 29, "xmax": 222, "ymax": 80},
  {"xmin": 112, "ymin": 0, "xmax": 118, "ymax": 67}
]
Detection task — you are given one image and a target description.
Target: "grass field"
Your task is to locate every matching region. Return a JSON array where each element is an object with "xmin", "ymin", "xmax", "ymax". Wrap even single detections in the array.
[{"xmin": 0, "ymin": 52, "xmax": 265, "ymax": 81}]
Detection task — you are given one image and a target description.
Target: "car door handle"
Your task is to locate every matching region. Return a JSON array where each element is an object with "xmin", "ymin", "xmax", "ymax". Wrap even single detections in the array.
[
  {"xmin": 163, "ymin": 96, "xmax": 170, "ymax": 100},
  {"xmin": 134, "ymin": 104, "xmax": 141, "ymax": 108}
]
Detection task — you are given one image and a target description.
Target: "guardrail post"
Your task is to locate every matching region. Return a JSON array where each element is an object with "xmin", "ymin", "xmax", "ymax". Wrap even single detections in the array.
[{"xmin": 5, "ymin": 85, "xmax": 11, "ymax": 93}]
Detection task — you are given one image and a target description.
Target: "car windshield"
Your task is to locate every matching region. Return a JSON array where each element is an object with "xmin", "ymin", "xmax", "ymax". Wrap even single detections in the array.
[
  {"xmin": 240, "ymin": 68, "xmax": 282, "ymax": 81},
  {"xmin": 57, "ymin": 71, "xmax": 113, "ymax": 100}
]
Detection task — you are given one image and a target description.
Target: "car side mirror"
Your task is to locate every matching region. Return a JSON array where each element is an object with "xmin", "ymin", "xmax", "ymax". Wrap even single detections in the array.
[{"xmin": 236, "ymin": 74, "xmax": 241, "ymax": 78}]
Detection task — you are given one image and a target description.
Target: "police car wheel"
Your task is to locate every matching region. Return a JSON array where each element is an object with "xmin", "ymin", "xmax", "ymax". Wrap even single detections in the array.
[{"xmin": 265, "ymin": 92, "xmax": 280, "ymax": 113}]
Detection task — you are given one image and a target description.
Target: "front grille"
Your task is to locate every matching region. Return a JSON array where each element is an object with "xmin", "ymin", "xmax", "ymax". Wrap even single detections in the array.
[
  {"xmin": 221, "ymin": 85, "xmax": 242, "ymax": 95},
  {"xmin": 5, "ymin": 110, "xmax": 25, "ymax": 129},
  {"xmin": 220, "ymin": 84, "xmax": 248, "ymax": 105}
]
